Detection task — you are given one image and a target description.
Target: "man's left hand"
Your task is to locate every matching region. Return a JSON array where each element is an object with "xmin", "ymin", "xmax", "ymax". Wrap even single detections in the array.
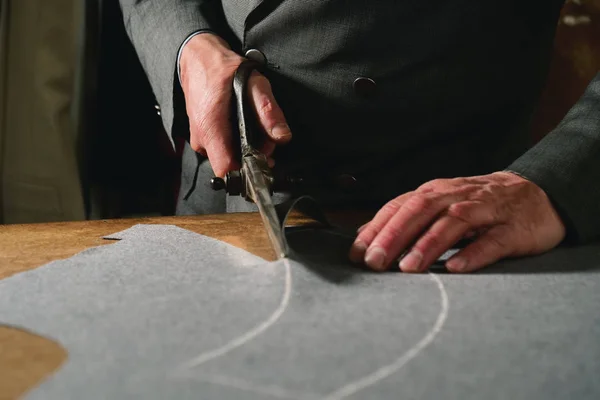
[{"xmin": 349, "ymin": 171, "xmax": 566, "ymax": 273}]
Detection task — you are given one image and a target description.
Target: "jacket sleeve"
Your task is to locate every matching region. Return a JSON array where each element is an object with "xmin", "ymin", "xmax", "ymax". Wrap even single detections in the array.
[
  {"xmin": 118, "ymin": 0, "xmax": 233, "ymax": 148},
  {"xmin": 506, "ymin": 72, "xmax": 600, "ymax": 243}
]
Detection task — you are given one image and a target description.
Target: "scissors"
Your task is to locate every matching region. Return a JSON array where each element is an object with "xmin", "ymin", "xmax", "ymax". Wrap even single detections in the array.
[{"xmin": 209, "ymin": 59, "xmax": 290, "ymax": 259}]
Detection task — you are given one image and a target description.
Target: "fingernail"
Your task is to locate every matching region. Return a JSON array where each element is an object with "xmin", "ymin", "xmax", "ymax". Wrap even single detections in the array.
[
  {"xmin": 365, "ymin": 247, "xmax": 387, "ymax": 270},
  {"xmin": 271, "ymin": 123, "xmax": 291, "ymax": 140},
  {"xmin": 349, "ymin": 239, "xmax": 367, "ymax": 263},
  {"xmin": 399, "ymin": 250, "xmax": 423, "ymax": 272},
  {"xmin": 447, "ymin": 256, "xmax": 467, "ymax": 271},
  {"xmin": 357, "ymin": 223, "xmax": 368, "ymax": 233}
]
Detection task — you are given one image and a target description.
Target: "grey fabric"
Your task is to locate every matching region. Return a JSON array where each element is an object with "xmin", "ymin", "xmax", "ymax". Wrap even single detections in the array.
[{"xmin": 1, "ymin": 224, "xmax": 600, "ymax": 399}]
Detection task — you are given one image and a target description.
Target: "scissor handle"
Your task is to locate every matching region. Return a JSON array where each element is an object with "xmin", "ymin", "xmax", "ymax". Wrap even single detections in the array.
[
  {"xmin": 210, "ymin": 59, "xmax": 267, "ymax": 197},
  {"xmin": 232, "ymin": 59, "xmax": 263, "ymax": 158}
]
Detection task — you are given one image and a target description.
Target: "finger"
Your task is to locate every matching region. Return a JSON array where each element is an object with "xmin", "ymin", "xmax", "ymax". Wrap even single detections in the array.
[
  {"xmin": 445, "ymin": 225, "xmax": 514, "ymax": 273},
  {"xmin": 362, "ymin": 193, "xmax": 459, "ymax": 271},
  {"xmin": 348, "ymin": 193, "xmax": 411, "ymax": 264},
  {"xmin": 463, "ymin": 230, "xmax": 477, "ymax": 239},
  {"xmin": 248, "ymin": 72, "xmax": 292, "ymax": 144},
  {"xmin": 398, "ymin": 215, "xmax": 471, "ymax": 273},
  {"xmin": 189, "ymin": 118, "xmax": 208, "ymax": 157},
  {"xmin": 259, "ymin": 139, "xmax": 277, "ymax": 157},
  {"xmin": 357, "ymin": 221, "xmax": 370, "ymax": 234},
  {"xmin": 190, "ymin": 139, "xmax": 207, "ymax": 157},
  {"xmin": 202, "ymin": 120, "xmax": 240, "ymax": 177},
  {"xmin": 189, "ymin": 93, "xmax": 239, "ymax": 177},
  {"xmin": 399, "ymin": 201, "xmax": 500, "ymax": 272}
]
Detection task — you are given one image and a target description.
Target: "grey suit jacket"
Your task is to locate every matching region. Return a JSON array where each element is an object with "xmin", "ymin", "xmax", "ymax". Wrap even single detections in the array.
[{"xmin": 119, "ymin": 0, "xmax": 600, "ymax": 243}]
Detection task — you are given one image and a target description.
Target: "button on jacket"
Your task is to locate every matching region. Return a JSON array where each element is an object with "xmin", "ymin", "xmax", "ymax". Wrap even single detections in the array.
[{"xmin": 119, "ymin": 0, "xmax": 600, "ymax": 243}]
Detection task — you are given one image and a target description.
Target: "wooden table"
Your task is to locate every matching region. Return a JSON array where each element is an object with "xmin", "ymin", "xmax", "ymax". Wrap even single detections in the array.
[{"xmin": 0, "ymin": 211, "xmax": 370, "ymax": 400}]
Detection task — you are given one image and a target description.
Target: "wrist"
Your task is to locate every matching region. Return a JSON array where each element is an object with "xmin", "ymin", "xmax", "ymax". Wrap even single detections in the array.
[
  {"xmin": 179, "ymin": 32, "xmax": 234, "ymax": 88},
  {"xmin": 500, "ymin": 170, "xmax": 568, "ymax": 239}
]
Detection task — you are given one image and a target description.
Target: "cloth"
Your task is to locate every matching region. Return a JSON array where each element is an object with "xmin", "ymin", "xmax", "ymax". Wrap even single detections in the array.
[
  {"xmin": 118, "ymin": 0, "xmax": 600, "ymax": 243},
  {"xmin": 507, "ymin": 72, "xmax": 600, "ymax": 242},
  {"xmin": 1, "ymin": 223, "xmax": 599, "ymax": 399}
]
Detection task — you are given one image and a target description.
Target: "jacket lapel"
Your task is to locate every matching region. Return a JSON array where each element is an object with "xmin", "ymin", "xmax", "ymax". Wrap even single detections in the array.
[{"xmin": 244, "ymin": 0, "xmax": 286, "ymax": 40}]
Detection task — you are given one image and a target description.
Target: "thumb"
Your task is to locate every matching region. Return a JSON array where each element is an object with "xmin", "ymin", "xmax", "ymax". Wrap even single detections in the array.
[{"xmin": 248, "ymin": 71, "xmax": 292, "ymax": 144}]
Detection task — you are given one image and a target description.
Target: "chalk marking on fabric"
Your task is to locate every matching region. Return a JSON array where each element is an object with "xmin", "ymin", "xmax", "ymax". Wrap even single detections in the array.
[
  {"xmin": 181, "ymin": 258, "xmax": 293, "ymax": 369},
  {"xmin": 323, "ymin": 272, "xmax": 450, "ymax": 400},
  {"xmin": 185, "ymin": 372, "xmax": 319, "ymax": 400}
]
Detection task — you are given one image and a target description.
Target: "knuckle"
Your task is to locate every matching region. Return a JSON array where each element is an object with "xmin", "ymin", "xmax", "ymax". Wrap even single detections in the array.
[
  {"xmin": 374, "ymin": 227, "xmax": 401, "ymax": 248},
  {"xmin": 257, "ymin": 95, "xmax": 275, "ymax": 116},
  {"xmin": 417, "ymin": 179, "xmax": 439, "ymax": 193},
  {"xmin": 474, "ymin": 188, "xmax": 491, "ymax": 201},
  {"xmin": 379, "ymin": 197, "xmax": 404, "ymax": 217},
  {"xmin": 418, "ymin": 232, "xmax": 444, "ymax": 251},
  {"xmin": 447, "ymin": 203, "xmax": 473, "ymax": 223},
  {"xmin": 404, "ymin": 194, "xmax": 434, "ymax": 214},
  {"xmin": 390, "ymin": 195, "xmax": 406, "ymax": 208},
  {"xmin": 384, "ymin": 222, "xmax": 405, "ymax": 240},
  {"xmin": 190, "ymin": 141, "xmax": 203, "ymax": 153},
  {"xmin": 418, "ymin": 178, "xmax": 449, "ymax": 192},
  {"xmin": 429, "ymin": 178, "xmax": 447, "ymax": 187},
  {"xmin": 473, "ymin": 183, "xmax": 500, "ymax": 200},
  {"xmin": 189, "ymin": 130, "xmax": 204, "ymax": 153},
  {"xmin": 363, "ymin": 217, "xmax": 385, "ymax": 237}
]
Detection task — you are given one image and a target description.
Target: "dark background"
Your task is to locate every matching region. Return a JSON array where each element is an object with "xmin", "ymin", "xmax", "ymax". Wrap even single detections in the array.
[{"xmin": 83, "ymin": 0, "xmax": 180, "ymax": 220}]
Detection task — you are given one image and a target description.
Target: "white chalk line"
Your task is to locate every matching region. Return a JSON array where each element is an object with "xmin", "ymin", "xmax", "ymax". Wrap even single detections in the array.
[
  {"xmin": 180, "ymin": 258, "xmax": 292, "ymax": 369},
  {"xmin": 185, "ymin": 372, "xmax": 319, "ymax": 400},
  {"xmin": 323, "ymin": 272, "xmax": 450, "ymax": 400},
  {"xmin": 178, "ymin": 261, "xmax": 448, "ymax": 400}
]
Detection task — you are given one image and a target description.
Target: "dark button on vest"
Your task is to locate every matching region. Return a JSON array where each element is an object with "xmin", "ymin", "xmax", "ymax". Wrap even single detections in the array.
[
  {"xmin": 244, "ymin": 48, "xmax": 267, "ymax": 65},
  {"xmin": 335, "ymin": 174, "xmax": 358, "ymax": 191},
  {"xmin": 353, "ymin": 77, "xmax": 377, "ymax": 98}
]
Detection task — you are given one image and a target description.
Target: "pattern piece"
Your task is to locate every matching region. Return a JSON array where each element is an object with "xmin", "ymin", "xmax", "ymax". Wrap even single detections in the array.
[{"xmin": 1, "ymin": 224, "xmax": 600, "ymax": 399}]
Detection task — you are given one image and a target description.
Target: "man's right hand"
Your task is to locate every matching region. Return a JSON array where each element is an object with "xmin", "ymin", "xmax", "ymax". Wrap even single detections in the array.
[{"xmin": 179, "ymin": 33, "xmax": 292, "ymax": 178}]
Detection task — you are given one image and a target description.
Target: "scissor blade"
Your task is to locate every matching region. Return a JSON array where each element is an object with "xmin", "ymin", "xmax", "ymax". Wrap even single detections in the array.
[{"xmin": 243, "ymin": 157, "xmax": 289, "ymax": 259}]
